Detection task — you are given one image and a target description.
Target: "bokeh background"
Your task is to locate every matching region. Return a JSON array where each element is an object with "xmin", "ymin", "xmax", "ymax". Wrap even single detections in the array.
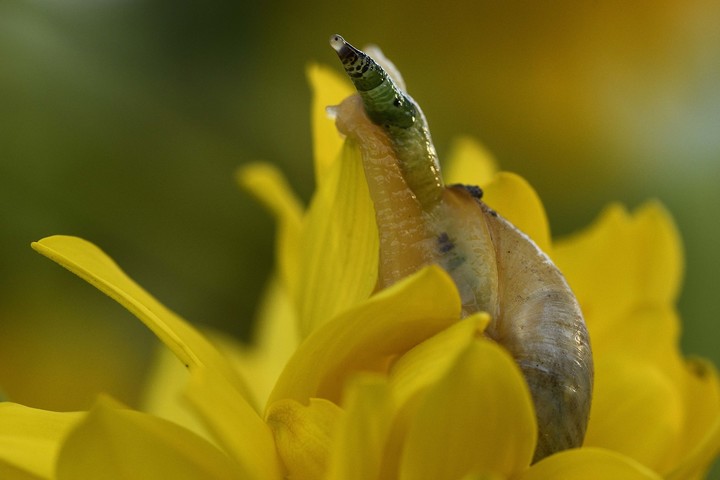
[{"xmin": 1, "ymin": 0, "xmax": 718, "ymax": 454}]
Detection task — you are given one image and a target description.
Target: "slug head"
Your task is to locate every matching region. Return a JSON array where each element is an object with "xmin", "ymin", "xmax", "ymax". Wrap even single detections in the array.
[{"xmin": 330, "ymin": 34, "xmax": 417, "ymax": 129}]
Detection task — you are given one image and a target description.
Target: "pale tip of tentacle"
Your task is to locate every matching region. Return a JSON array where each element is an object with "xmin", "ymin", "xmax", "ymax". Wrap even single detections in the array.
[
  {"xmin": 329, "ymin": 34, "xmax": 346, "ymax": 52},
  {"xmin": 325, "ymin": 105, "xmax": 338, "ymax": 120}
]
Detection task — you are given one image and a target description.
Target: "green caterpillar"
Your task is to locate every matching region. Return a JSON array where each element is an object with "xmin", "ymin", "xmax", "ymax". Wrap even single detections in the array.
[{"xmin": 331, "ymin": 34, "xmax": 593, "ymax": 463}]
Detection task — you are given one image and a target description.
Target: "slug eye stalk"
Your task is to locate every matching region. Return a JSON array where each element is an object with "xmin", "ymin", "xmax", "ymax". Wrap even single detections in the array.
[{"xmin": 330, "ymin": 34, "xmax": 417, "ymax": 129}]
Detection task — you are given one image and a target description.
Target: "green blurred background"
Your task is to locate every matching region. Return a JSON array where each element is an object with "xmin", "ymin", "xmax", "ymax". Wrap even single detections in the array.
[{"xmin": 1, "ymin": 0, "xmax": 718, "ymax": 425}]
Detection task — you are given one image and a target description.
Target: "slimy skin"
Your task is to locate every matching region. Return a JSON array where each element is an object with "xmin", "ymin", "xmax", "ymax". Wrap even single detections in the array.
[{"xmin": 331, "ymin": 35, "xmax": 593, "ymax": 463}]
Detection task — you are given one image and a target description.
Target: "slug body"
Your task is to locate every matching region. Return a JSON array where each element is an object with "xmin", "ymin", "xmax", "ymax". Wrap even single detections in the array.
[{"xmin": 331, "ymin": 35, "xmax": 593, "ymax": 462}]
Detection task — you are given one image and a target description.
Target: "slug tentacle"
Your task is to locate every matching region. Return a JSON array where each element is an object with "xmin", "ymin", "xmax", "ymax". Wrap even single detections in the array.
[
  {"xmin": 332, "ymin": 34, "xmax": 444, "ymax": 210},
  {"xmin": 331, "ymin": 34, "xmax": 416, "ymax": 127},
  {"xmin": 330, "ymin": 35, "xmax": 593, "ymax": 463}
]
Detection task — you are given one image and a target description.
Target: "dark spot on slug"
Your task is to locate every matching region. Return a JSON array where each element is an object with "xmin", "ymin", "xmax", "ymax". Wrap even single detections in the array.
[
  {"xmin": 437, "ymin": 232, "xmax": 455, "ymax": 253},
  {"xmin": 451, "ymin": 184, "xmax": 484, "ymax": 200}
]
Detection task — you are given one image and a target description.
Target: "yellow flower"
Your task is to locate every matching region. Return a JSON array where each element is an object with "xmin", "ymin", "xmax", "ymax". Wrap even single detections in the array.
[{"xmin": 1, "ymin": 54, "xmax": 718, "ymax": 480}]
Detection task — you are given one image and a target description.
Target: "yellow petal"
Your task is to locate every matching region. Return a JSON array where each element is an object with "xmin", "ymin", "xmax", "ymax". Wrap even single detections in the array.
[
  {"xmin": 443, "ymin": 136, "xmax": 498, "ymax": 187},
  {"xmin": 296, "ymin": 140, "xmax": 379, "ymax": 336},
  {"xmin": 307, "ymin": 63, "xmax": 354, "ymax": 183},
  {"xmin": 0, "ymin": 463, "xmax": 43, "ymax": 480},
  {"xmin": 553, "ymin": 202, "xmax": 683, "ymax": 335},
  {"xmin": 630, "ymin": 201, "xmax": 683, "ymax": 306},
  {"xmin": 184, "ymin": 367, "xmax": 283, "ymax": 480},
  {"xmin": 669, "ymin": 419, "xmax": 720, "ymax": 480},
  {"xmin": 587, "ymin": 307, "xmax": 684, "ymax": 383},
  {"xmin": 380, "ymin": 316, "xmax": 489, "ymax": 480},
  {"xmin": 519, "ymin": 447, "xmax": 662, "ymax": 480},
  {"xmin": 269, "ymin": 266, "xmax": 461, "ymax": 407},
  {"xmin": 222, "ymin": 277, "xmax": 299, "ymax": 409},
  {"xmin": 56, "ymin": 398, "xmax": 245, "ymax": 480},
  {"xmin": 584, "ymin": 356, "xmax": 683, "ymax": 472},
  {"xmin": 31, "ymin": 236, "xmax": 253, "ymax": 407},
  {"xmin": 326, "ymin": 374, "xmax": 395, "ymax": 480},
  {"xmin": 266, "ymin": 398, "xmax": 343, "ymax": 479},
  {"xmin": 668, "ymin": 359, "xmax": 720, "ymax": 480},
  {"xmin": 400, "ymin": 339, "xmax": 536, "ymax": 480},
  {"xmin": 0, "ymin": 403, "xmax": 82, "ymax": 479},
  {"xmin": 456, "ymin": 475, "xmax": 504, "ymax": 480},
  {"xmin": 390, "ymin": 313, "xmax": 489, "ymax": 410},
  {"xmin": 482, "ymin": 171, "xmax": 552, "ymax": 254},
  {"xmin": 553, "ymin": 204, "xmax": 638, "ymax": 332},
  {"xmin": 139, "ymin": 345, "xmax": 213, "ymax": 442},
  {"xmin": 236, "ymin": 163, "xmax": 304, "ymax": 298},
  {"xmin": 236, "ymin": 162, "xmax": 303, "ymax": 222}
]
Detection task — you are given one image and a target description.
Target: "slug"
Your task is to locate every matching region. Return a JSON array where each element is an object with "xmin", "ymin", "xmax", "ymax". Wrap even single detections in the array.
[{"xmin": 330, "ymin": 34, "xmax": 593, "ymax": 463}]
